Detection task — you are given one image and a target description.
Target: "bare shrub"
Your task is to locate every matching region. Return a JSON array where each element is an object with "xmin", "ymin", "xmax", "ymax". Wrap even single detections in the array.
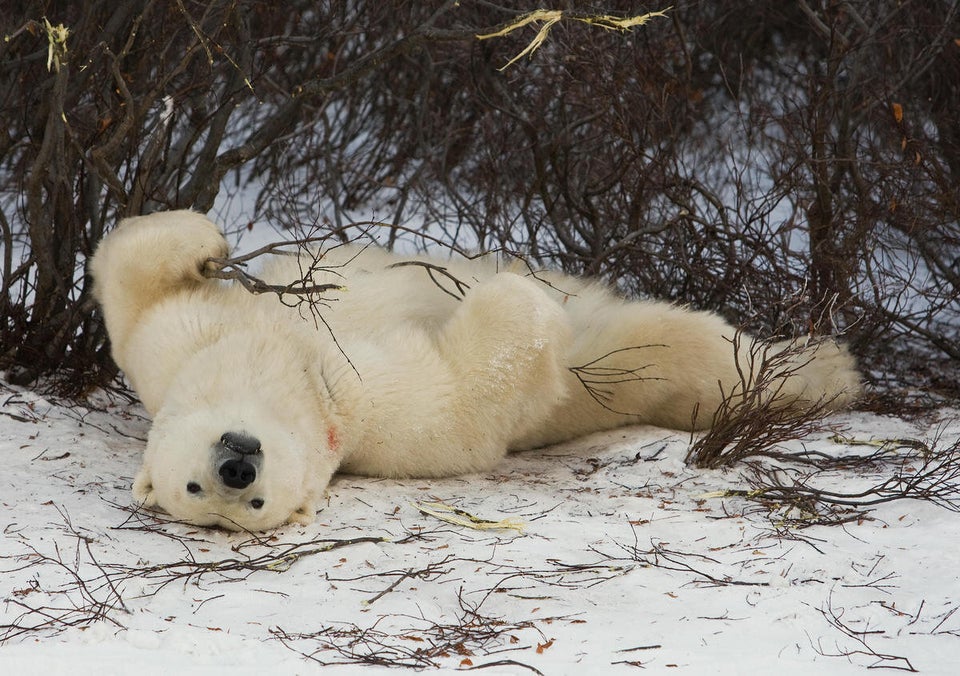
[
  {"xmin": 684, "ymin": 335, "xmax": 841, "ymax": 468},
  {"xmin": 735, "ymin": 435, "xmax": 960, "ymax": 526},
  {"xmin": 0, "ymin": 1, "xmax": 497, "ymax": 391},
  {"xmin": 1, "ymin": 0, "xmax": 957, "ymax": 406}
]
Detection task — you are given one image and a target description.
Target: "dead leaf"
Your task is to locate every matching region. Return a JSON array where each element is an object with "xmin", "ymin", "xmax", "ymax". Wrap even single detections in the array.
[
  {"xmin": 537, "ymin": 639, "xmax": 555, "ymax": 653},
  {"xmin": 891, "ymin": 102, "xmax": 903, "ymax": 123}
]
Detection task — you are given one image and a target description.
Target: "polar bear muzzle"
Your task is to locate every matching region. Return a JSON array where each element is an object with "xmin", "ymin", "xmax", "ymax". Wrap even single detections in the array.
[{"xmin": 217, "ymin": 432, "xmax": 262, "ymax": 490}]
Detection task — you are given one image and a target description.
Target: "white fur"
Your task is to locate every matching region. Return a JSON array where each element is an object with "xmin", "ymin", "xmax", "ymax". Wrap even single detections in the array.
[{"xmin": 90, "ymin": 211, "xmax": 861, "ymax": 530}]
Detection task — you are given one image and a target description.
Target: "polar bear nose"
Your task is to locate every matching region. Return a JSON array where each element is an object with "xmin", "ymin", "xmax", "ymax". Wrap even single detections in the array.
[
  {"xmin": 219, "ymin": 457, "xmax": 257, "ymax": 489},
  {"xmin": 221, "ymin": 432, "xmax": 261, "ymax": 455}
]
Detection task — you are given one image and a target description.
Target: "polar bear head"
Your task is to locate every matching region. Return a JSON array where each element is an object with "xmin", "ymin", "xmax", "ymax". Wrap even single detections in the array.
[
  {"xmin": 131, "ymin": 331, "xmax": 343, "ymax": 531},
  {"xmin": 132, "ymin": 400, "xmax": 339, "ymax": 531}
]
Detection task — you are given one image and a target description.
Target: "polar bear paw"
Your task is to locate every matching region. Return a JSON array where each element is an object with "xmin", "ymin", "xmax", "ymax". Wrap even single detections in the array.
[
  {"xmin": 107, "ymin": 210, "xmax": 229, "ymax": 284},
  {"xmin": 776, "ymin": 339, "xmax": 862, "ymax": 410},
  {"xmin": 90, "ymin": 211, "xmax": 232, "ymax": 344}
]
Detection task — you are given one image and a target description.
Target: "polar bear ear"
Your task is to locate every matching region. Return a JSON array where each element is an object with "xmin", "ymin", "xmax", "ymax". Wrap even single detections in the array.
[{"xmin": 132, "ymin": 467, "xmax": 159, "ymax": 508}]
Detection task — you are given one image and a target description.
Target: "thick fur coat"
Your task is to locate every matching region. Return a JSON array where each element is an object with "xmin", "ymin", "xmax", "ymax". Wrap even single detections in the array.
[{"xmin": 90, "ymin": 211, "xmax": 860, "ymax": 530}]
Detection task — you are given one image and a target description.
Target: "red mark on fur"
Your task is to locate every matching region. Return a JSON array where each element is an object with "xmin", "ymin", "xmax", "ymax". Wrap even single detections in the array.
[{"xmin": 327, "ymin": 426, "xmax": 340, "ymax": 454}]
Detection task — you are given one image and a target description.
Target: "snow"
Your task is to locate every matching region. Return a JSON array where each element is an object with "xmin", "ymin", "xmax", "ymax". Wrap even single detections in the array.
[{"xmin": 2, "ymin": 381, "xmax": 959, "ymax": 675}]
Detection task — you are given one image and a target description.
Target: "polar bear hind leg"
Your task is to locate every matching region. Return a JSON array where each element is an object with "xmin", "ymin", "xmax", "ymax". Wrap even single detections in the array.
[{"xmin": 512, "ymin": 287, "xmax": 860, "ymax": 449}]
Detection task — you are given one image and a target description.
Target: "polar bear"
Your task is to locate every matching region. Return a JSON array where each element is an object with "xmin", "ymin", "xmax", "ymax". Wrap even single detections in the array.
[{"xmin": 90, "ymin": 210, "xmax": 860, "ymax": 531}]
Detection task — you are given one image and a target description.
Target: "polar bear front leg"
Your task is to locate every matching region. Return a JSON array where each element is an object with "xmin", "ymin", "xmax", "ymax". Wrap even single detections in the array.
[{"xmin": 90, "ymin": 210, "xmax": 229, "ymax": 353}]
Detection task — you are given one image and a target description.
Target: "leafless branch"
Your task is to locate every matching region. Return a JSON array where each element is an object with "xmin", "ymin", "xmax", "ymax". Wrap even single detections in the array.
[
  {"xmin": 568, "ymin": 345, "xmax": 667, "ymax": 415},
  {"xmin": 731, "ymin": 435, "xmax": 960, "ymax": 528},
  {"xmin": 810, "ymin": 592, "xmax": 918, "ymax": 671},
  {"xmin": 270, "ymin": 585, "xmax": 550, "ymax": 670},
  {"xmin": 685, "ymin": 335, "xmax": 841, "ymax": 469},
  {"xmin": 387, "ymin": 261, "xmax": 471, "ymax": 301}
]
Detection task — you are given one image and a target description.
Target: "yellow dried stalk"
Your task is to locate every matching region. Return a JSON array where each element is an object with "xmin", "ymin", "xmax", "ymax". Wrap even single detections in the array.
[
  {"xmin": 477, "ymin": 8, "xmax": 670, "ymax": 71},
  {"xmin": 580, "ymin": 12, "xmax": 671, "ymax": 31},
  {"xmin": 697, "ymin": 489, "xmax": 767, "ymax": 500},
  {"xmin": 414, "ymin": 501, "xmax": 526, "ymax": 533},
  {"xmin": 43, "ymin": 17, "xmax": 70, "ymax": 73}
]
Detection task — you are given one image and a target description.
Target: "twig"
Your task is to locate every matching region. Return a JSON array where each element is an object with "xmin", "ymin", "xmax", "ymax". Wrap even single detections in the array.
[
  {"xmin": 724, "ymin": 435, "xmax": 960, "ymax": 528},
  {"xmin": 810, "ymin": 592, "xmax": 918, "ymax": 671},
  {"xmin": 387, "ymin": 261, "xmax": 471, "ymax": 301},
  {"xmin": 568, "ymin": 345, "xmax": 666, "ymax": 415}
]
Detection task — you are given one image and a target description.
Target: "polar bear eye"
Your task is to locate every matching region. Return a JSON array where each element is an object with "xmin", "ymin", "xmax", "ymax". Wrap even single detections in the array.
[
  {"xmin": 250, "ymin": 498, "xmax": 264, "ymax": 510},
  {"xmin": 187, "ymin": 482, "xmax": 202, "ymax": 494}
]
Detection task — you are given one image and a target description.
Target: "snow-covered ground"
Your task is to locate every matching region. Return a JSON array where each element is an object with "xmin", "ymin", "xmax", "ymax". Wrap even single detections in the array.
[{"xmin": 2, "ymin": 381, "xmax": 958, "ymax": 675}]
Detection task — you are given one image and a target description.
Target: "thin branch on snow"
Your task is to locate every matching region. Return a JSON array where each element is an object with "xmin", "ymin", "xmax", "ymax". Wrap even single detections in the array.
[
  {"xmin": 809, "ymin": 591, "xmax": 918, "ymax": 672},
  {"xmin": 270, "ymin": 586, "xmax": 551, "ymax": 670},
  {"xmin": 722, "ymin": 435, "xmax": 960, "ymax": 529}
]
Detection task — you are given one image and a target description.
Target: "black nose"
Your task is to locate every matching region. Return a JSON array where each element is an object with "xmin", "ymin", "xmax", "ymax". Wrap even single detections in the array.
[
  {"xmin": 219, "ymin": 458, "xmax": 257, "ymax": 489},
  {"xmin": 221, "ymin": 432, "xmax": 261, "ymax": 455}
]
